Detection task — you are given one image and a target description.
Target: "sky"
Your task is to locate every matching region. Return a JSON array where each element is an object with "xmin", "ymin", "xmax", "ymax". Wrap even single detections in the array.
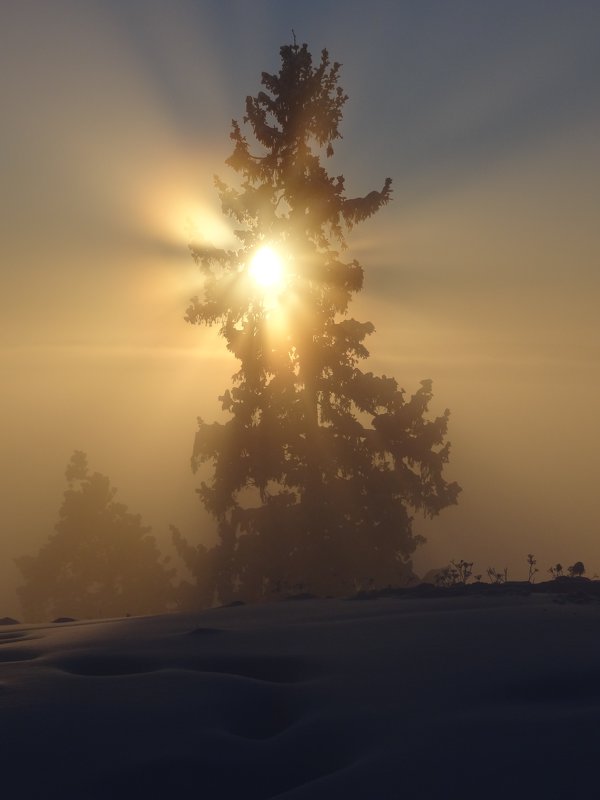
[{"xmin": 1, "ymin": 0, "xmax": 599, "ymax": 614}]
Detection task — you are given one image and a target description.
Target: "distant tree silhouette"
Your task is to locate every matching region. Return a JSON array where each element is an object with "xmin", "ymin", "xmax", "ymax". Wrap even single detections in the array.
[
  {"xmin": 568, "ymin": 561, "xmax": 585, "ymax": 578},
  {"xmin": 176, "ymin": 41, "xmax": 460, "ymax": 604},
  {"xmin": 16, "ymin": 452, "xmax": 175, "ymax": 621}
]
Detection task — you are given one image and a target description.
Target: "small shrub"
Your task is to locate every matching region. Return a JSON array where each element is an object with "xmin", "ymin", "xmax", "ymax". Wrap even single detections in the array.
[
  {"xmin": 527, "ymin": 553, "xmax": 539, "ymax": 583},
  {"xmin": 452, "ymin": 559, "xmax": 473, "ymax": 584},
  {"xmin": 434, "ymin": 559, "xmax": 473, "ymax": 588},
  {"xmin": 435, "ymin": 566, "xmax": 458, "ymax": 588},
  {"xmin": 568, "ymin": 561, "xmax": 585, "ymax": 578},
  {"xmin": 487, "ymin": 566, "xmax": 508, "ymax": 584},
  {"xmin": 549, "ymin": 563, "xmax": 563, "ymax": 579}
]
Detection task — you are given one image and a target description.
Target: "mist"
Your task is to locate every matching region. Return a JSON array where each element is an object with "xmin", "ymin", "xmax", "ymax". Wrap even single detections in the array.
[{"xmin": 2, "ymin": 0, "xmax": 600, "ymax": 617}]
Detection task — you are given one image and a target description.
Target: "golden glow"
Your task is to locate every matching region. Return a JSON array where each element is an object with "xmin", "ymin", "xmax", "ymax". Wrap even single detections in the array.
[{"xmin": 249, "ymin": 246, "xmax": 284, "ymax": 288}]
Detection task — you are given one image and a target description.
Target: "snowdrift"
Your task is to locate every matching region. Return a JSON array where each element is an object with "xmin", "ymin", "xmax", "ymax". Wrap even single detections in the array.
[{"xmin": 2, "ymin": 594, "xmax": 600, "ymax": 798}]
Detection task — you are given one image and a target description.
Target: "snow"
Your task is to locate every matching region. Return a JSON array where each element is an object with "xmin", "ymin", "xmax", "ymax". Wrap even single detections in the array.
[{"xmin": 2, "ymin": 595, "xmax": 600, "ymax": 798}]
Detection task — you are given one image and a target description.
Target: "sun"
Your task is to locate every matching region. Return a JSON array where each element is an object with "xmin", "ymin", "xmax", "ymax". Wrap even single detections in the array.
[{"xmin": 249, "ymin": 246, "xmax": 284, "ymax": 288}]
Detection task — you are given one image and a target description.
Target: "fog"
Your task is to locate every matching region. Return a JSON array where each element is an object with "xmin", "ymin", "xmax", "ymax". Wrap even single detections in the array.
[{"xmin": 2, "ymin": 0, "xmax": 599, "ymax": 616}]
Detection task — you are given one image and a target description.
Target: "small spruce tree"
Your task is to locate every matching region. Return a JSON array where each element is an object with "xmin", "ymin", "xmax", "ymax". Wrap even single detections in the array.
[
  {"xmin": 16, "ymin": 452, "xmax": 175, "ymax": 620},
  {"xmin": 176, "ymin": 41, "xmax": 460, "ymax": 603}
]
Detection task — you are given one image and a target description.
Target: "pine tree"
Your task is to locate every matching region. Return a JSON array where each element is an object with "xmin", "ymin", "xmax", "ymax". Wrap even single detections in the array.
[
  {"xmin": 177, "ymin": 41, "xmax": 460, "ymax": 603},
  {"xmin": 16, "ymin": 452, "xmax": 175, "ymax": 620}
]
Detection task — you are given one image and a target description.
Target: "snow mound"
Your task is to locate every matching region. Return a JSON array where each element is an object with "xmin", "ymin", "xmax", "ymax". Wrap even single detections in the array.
[{"xmin": 2, "ymin": 595, "xmax": 600, "ymax": 797}]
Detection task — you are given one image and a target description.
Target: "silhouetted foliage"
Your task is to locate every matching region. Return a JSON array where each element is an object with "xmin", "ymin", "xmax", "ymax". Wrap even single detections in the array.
[
  {"xmin": 15, "ymin": 452, "xmax": 175, "ymax": 621},
  {"xmin": 527, "ymin": 553, "xmax": 538, "ymax": 583},
  {"xmin": 171, "ymin": 524, "xmax": 216, "ymax": 609},
  {"xmin": 435, "ymin": 559, "xmax": 473, "ymax": 587},
  {"xmin": 452, "ymin": 559, "xmax": 474, "ymax": 584},
  {"xmin": 178, "ymin": 41, "xmax": 460, "ymax": 604},
  {"xmin": 549, "ymin": 563, "xmax": 564, "ymax": 579},
  {"xmin": 487, "ymin": 566, "xmax": 508, "ymax": 585},
  {"xmin": 568, "ymin": 561, "xmax": 585, "ymax": 578}
]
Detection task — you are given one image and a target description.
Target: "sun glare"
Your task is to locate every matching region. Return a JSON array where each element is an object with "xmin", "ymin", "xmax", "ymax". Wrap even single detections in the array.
[{"xmin": 249, "ymin": 246, "xmax": 284, "ymax": 288}]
